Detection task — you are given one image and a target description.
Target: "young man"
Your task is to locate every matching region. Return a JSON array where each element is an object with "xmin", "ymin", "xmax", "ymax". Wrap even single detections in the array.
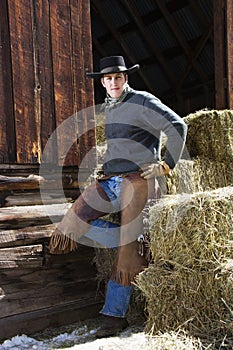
[{"xmin": 49, "ymin": 56, "xmax": 187, "ymax": 337}]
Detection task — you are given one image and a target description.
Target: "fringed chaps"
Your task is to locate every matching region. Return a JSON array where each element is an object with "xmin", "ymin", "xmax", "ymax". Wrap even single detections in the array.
[
  {"xmin": 110, "ymin": 174, "xmax": 161, "ymax": 286},
  {"xmin": 49, "ymin": 180, "xmax": 113, "ymax": 254},
  {"xmin": 49, "ymin": 172, "xmax": 161, "ymax": 288}
]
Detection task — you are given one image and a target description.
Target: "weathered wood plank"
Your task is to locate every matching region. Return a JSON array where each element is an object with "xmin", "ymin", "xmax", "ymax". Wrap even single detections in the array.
[
  {"xmin": 227, "ymin": 0, "xmax": 233, "ymax": 109},
  {"xmin": 0, "ymin": 203, "xmax": 71, "ymax": 229},
  {"xmin": 0, "ymin": 247, "xmax": 95, "ymax": 280},
  {"xmin": 0, "ymin": 246, "xmax": 98, "ymax": 318},
  {"xmin": 0, "ymin": 245, "xmax": 43, "ymax": 269},
  {"xmin": 70, "ymin": 0, "xmax": 96, "ymax": 169},
  {"xmin": 0, "ymin": 279, "xmax": 97, "ymax": 318},
  {"xmin": 5, "ymin": 193, "xmax": 72, "ymax": 207},
  {"xmin": 8, "ymin": 0, "xmax": 40, "ymax": 163},
  {"xmin": 214, "ymin": 0, "xmax": 227, "ymax": 109},
  {"xmin": 0, "ymin": 0, "xmax": 16, "ymax": 163},
  {"xmin": 0, "ymin": 179, "xmax": 47, "ymax": 192},
  {"xmin": 0, "ymin": 175, "xmax": 86, "ymax": 192},
  {"xmin": 0, "ymin": 174, "xmax": 44, "ymax": 183},
  {"xmin": 0, "ymin": 224, "xmax": 54, "ymax": 248},
  {"xmin": 0, "ymin": 294, "xmax": 103, "ymax": 341},
  {"xmin": 0, "ymin": 203, "xmax": 70, "ymax": 220},
  {"xmin": 49, "ymin": 0, "xmax": 78, "ymax": 166},
  {"xmin": 32, "ymin": 0, "xmax": 57, "ymax": 164}
]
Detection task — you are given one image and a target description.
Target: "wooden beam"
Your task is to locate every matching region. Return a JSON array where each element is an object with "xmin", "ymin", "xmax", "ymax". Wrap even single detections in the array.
[
  {"xmin": 0, "ymin": 203, "xmax": 71, "ymax": 229},
  {"xmin": 0, "ymin": 245, "xmax": 43, "ymax": 269},
  {"xmin": 226, "ymin": 0, "xmax": 233, "ymax": 108},
  {"xmin": 155, "ymin": 0, "xmax": 208, "ymax": 83},
  {"xmin": 92, "ymin": 0, "xmax": 189, "ymax": 39},
  {"xmin": 0, "ymin": 0, "xmax": 16, "ymax": 163},
  {"xmin": 0, "ymin": 244, "xmax": 102, "ymax": 340},
  {"xmin": 4, "ymin": 192, "xmax": 73, "ymax": 207},
  {"xmin": 0, "ymin": 293, "xmax": 102, "ymax": 341},
  {"xmin": 214, "ymin": 0, "xmax": 227, "ymax": 109},
  {"xmin": 176, "ymin": 24, "xmax": 213, "ymax": 91},
  {"xmin": 119, "ymin": 0, "xmax": 176, "ymax": 89},
  {"xmin": 0, "ymin": 224, "xmax": 53, "ymax": 248},
  {"xmin": 188, "ymin": 0, "xmax": 212, "ymax": 37}
]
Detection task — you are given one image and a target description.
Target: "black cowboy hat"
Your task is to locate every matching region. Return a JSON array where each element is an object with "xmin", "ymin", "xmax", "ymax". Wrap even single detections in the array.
[{"xmin": 86, "ymin": 56, "xmax": 139, "ymax": 78}]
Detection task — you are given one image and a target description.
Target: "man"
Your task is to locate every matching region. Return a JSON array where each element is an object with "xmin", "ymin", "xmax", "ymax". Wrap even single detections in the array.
[{"xmin": 49, "ymin": 56, "xmax": 187, "ymax": 337}]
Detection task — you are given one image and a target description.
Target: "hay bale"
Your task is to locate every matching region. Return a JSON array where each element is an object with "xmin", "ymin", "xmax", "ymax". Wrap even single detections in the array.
[
  {"xmin": 93, "ymin": 212, "xmax": 120, "ymax": 286},
  {"xmin": 166, "ymin": 160, "xmax": 196, "ymax": 195},
  {"xmin": 95, "ymin": 113, "xmax": 106, "ymax": 145},
  {"xmin": 166, "ymin": 158, "xmax": 233, "ymax": 195},
  {"xmin": 93, "ymin": 247, "xmax": 116, "ymax": 286},
  {"xmin": 137, "ymin": 187, "xmax": 233, "ymax": 338},
  {"xmin": 192, "ymin": 157, "xmax": 233, "ymax": 192},
  {"xmin": 184, "ymin": 110, "xmax": 233, "ymax": 162}
]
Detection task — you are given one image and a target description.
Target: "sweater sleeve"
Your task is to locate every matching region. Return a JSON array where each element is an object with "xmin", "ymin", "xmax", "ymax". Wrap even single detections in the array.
[{"xmin": 143, "ymin": 96, "xmax": 188, "ymax": 169}]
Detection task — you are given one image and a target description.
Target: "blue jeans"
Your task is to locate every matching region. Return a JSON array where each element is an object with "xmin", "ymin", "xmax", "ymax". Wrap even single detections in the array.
[
  {"xmin": 100, "ymin": 280, "xmax": 133, "ymax": 318},
  {"xmin": 83, "ymin": 176, "xmax": 133, "ymax": 317}
]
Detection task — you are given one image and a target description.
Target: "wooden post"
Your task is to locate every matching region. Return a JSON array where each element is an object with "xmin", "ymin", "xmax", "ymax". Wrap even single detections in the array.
[
  {"xmin": 214, "ymin": 0, "xmax": 227, "ymax": 109},
  {"xmin": 0, "ymin": 0, "xmax": 16, "ymax": 163},
  {"xmin": 226, "ymin": 0, "xmax": 233, "ymax": 109},
  {"xmin": 214, "ymin": 0, "xmax": 233, "ymax": 109}
]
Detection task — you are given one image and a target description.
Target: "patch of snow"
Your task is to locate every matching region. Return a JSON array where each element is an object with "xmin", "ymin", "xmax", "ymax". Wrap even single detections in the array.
[{"xmin": 0, "ymin": 326, "xmax": 98, "ymax": 350}]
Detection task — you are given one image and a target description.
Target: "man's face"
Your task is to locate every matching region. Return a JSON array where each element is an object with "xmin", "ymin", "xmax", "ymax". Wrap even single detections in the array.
[{"xmin": 101, "ymin": 72, "xmax": 128, "ymax": 98}]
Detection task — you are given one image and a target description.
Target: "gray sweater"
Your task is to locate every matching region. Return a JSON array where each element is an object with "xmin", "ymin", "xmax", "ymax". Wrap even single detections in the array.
[{"xmin": 103, "ymin": 89, "xmax": 187, "ymax": 175}]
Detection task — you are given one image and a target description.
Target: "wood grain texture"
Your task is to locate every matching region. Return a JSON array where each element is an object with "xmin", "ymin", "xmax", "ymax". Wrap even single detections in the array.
[
  {"xmin": 49, "ymin": 0, "xmax": 78, "ymax": 166},
  {"xmin": 32, "ymin": 0, "xmax": 57, "ymax": 164},
  {"xmin": 0, "ymin": 0, "xmax": 16, "ymax": 163},
  {"xmin": 70, "ymin": 0, "xmax": 96, "ymax": 169},
  {"xmin": 227, "ymin": 0, "xmax": 233, "ymax": 109},
  {"xmin": 1, "ymin": 0, "xmax": 96, "ymax": 167},
  {"xmin": 8, "ymin": 0, "xmax": 41, "ymax": 164},
  {"xmin": 0, "ymin": 245, "xmax": 103, "ymax": 340}
]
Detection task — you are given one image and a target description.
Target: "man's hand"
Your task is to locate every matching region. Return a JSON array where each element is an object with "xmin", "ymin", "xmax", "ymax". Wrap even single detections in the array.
[{"xmin": 141, "ymin": 162, "xmax": 171, "ymax": 179}]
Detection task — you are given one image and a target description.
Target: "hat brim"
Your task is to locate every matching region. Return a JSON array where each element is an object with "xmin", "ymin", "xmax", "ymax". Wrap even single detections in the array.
[{"xmin": 86, "ymin": 64, "xmax": 139, "ymax": 78}]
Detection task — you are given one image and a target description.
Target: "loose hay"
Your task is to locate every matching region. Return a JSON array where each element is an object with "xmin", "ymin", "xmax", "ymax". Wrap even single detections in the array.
[
  {"xmin": 137, "ymin": 186, "xmax": 233, "ymax": 342},
  {"xmin": 184, "ymin": 109, "xmax": 233, "ymax": 162}
]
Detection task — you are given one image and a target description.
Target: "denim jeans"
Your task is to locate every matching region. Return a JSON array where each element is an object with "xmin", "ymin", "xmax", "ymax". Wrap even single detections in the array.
[
  {"xmin": 100, "ymin": 280, "xmax": 133, "ymax": 318},
  {"xmin": 84, "ymin": 176, "xmax": 133, "ymax": 317}
]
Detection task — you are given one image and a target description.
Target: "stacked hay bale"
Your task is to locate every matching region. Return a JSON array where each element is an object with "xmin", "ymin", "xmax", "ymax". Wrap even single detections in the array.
[
  {"xmin": 167, "ymin": 110, "xmax": 233, "ymax": 195},
  {"xmin": 137, "ymin": 188, "xmax": 233, "ymax": 337},
  {"xmin": 136, "ymin": 110, "xmax": 233, "ymax": 343}
]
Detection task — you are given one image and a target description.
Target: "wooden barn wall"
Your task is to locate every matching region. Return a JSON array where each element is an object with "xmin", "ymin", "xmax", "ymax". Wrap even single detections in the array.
[{"xmin": 0, "ymin": 0, "xmax": 95, "ymax": 167}]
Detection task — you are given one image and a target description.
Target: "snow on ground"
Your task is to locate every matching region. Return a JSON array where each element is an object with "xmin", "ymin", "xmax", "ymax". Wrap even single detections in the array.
[
  {"xmin": 0, "ymin": 325, "xmax": 96, "ymax": 350},
  {"xmin": 0, "ymin": 319, "xmax": 204, "ymax": 350},
  {"xmin": 0, "ymin": 323, "xmax": 149, "ymax": 350}
]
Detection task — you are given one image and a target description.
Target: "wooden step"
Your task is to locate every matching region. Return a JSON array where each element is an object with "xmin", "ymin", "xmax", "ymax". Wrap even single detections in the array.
[
  {"xmin": 0, "ymin": 245, "xmax": 102, "ymax": 341},
  {"xmin": 0, "ymin": 293, "xmax": 103, "ymax": 341}
]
